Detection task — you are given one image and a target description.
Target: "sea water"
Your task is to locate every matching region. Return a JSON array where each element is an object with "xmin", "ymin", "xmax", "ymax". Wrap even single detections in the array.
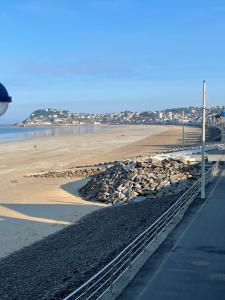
[{"xmin": 0, "ymin": 126, "xmax": 105, "ymax": 142}]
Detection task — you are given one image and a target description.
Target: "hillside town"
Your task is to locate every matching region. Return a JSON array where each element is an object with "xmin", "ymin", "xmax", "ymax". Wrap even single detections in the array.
[{"xmin": 18, "ymin": 106, "xmax": 224, "ymax": 127}]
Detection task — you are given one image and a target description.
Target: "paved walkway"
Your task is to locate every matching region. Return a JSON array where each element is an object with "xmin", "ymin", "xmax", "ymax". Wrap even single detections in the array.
[{"xmin": 119, "ymin": 168, "xmax": 225, "ymax": 300}]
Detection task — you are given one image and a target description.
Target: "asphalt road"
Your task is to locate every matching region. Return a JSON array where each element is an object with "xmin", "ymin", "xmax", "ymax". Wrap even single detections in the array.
[{"xmin": 119, "ymin": 167, "xmax": 225, "ymax": 300}]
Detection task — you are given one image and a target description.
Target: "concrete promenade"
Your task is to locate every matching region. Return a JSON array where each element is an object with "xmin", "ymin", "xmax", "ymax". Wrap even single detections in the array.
[{"xmin": 119, "ymin": 167, "xmax": 225, "ymax": 300}]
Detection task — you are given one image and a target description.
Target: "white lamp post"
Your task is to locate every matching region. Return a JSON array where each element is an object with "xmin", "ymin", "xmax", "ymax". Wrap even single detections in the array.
[
  {"xmin": 0, "ymin": 83, "xmax": 12, "ymax": 117},
  {"xmin": 201, "ymin": 80, "xmax": 206, "ymax": 199},
  {"xmin": 182, "ymin": 110, "xmax": 185, "ymax": 150}
]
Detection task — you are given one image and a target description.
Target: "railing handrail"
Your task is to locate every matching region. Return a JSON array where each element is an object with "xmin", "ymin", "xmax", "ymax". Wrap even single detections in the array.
[{"xmin": 63, "ymin": 162, "xmax": 219, "ymax": 300}]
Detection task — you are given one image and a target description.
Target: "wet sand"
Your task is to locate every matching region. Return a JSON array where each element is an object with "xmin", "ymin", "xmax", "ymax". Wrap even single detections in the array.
[{"xmin": 0, "ymin": 125, "xmax": 202, "ymax": 257}]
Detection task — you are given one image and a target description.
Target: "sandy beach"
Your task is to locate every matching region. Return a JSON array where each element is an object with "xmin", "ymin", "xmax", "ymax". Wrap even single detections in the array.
[{"xmin": 0, "ymin": 125, "xmax": 202, "ymax": 257}]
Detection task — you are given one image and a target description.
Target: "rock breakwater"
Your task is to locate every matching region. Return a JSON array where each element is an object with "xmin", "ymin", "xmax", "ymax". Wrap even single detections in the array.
[
  {"xmin": 80, "ymin": 156, "xmax": 201, "ymax": 204},
  {"xmin": 25, "ymin": 166, "xmax": 105, "ymax": 179}
]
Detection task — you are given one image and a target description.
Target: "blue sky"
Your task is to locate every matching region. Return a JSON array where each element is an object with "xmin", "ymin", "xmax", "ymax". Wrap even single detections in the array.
[{"xmin": 1, "ymin": 0, "xmax": 225, "ymax": 123}]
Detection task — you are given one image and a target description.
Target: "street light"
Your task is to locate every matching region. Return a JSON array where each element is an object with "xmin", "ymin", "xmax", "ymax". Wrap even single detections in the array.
[
  {"xmin": 182, "ymin": 110, "xmax": 185, "ymax": 150},
  {"xmin": 201, "ymin": 80, "xmax": 206, "ymax": 199},
  {"xmin": 0, "ymin": 83, "xmax": 12, "ymax": 117}
]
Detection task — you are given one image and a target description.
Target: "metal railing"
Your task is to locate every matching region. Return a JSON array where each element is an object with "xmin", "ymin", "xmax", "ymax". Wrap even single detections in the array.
[{"xmin": 63, "ymin": 162, "xmax": 219, "ymax": 300}]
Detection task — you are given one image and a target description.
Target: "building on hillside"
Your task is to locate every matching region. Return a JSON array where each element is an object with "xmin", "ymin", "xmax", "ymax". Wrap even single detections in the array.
[{"xmin": 168, "ymin": 111, "xmax": 173, "ymax": 120}]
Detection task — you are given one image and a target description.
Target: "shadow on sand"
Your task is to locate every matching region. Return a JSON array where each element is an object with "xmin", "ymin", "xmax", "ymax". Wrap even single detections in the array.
[{"xmin": 0, "ymin": 178, "xmax": 105, "ymax": 257}]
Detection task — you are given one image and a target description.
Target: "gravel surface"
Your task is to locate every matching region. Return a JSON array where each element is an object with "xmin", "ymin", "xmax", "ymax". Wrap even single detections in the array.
[{"xmin": 0, "ymin": 196, "xmax": 179, "ymax": 300}]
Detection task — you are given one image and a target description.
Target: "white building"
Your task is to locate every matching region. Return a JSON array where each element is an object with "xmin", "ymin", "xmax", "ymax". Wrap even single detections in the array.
[
  {"xmin": 168, "ymin": 112, "xmax": 173, "ymax": 120},
  {"xmin": 158, "ymin": 112, "xmax": 163, "ymax": 119}
]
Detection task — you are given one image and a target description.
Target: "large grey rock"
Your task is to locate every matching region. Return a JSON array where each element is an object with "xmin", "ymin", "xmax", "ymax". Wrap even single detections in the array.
[{"xmin": 130, "ymin": 196, "xmax": 146, "ymax": 203}]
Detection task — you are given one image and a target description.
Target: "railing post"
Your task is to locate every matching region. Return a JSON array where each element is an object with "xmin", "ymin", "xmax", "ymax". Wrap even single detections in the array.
[
  {"xmin": 165, "ymin": 212, "xmax": 170, "ymax": 227},
  {"xmin": 143, "ymin": 233, "xmax": 148, "ymax": 252},
  {"xmin": 178, "ymin": 199, "xmax": 183, "ymax": 212},
  {"xmin": 155, "ymin": 223, "xmax": 159, "ymax": 239},
  {"xmin": 128, "ymin": 245, "xmax": 133, "ymax": 270}
]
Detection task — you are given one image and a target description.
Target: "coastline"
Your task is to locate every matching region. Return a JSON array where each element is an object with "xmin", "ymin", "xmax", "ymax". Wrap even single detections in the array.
[
  {"xmin": 0, "ymin": 124, "xmax": 203, "ymax": 258},
  {"xmin": 0, "ymin": 124, "xmax": 111, "ymax": 143}
]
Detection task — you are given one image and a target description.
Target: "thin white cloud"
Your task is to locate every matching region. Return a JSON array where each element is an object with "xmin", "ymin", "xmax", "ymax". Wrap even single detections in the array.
[
  {"xmin": 15, "ymin": 0, "xmax": 78, "ymax": 17},
  {"xmin": 22, "ymin": 60, "xmax": 138, "ymax": 79}
]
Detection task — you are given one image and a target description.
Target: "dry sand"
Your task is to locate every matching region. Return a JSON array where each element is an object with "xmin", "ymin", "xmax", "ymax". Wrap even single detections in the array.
[{"xmin": 0, "ymin": 125, "xmax": 202, "ymax": 257}]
